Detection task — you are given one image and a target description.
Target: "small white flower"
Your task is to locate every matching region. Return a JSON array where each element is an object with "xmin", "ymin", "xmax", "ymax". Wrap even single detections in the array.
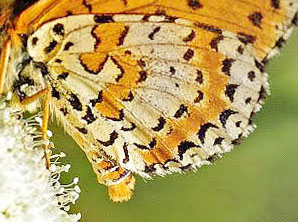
[{"xmin": 0, "ymin": 94, "xmax": 81, "ymax": 222}]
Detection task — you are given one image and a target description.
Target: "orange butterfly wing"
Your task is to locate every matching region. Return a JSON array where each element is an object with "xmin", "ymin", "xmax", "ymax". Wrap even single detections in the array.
[
  {"xmin": 4, "ymin": 0, "xmax": 297, "ymax": 202},
  {"xmin": 13, "ymin": 0, "xmax": 297, "ymax": 60}
]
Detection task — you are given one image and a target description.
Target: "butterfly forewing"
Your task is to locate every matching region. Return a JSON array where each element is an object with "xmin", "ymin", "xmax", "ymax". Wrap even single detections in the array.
[{"xmin": 15, "ymin": 0, "xmax": 298, "ymax": 60}]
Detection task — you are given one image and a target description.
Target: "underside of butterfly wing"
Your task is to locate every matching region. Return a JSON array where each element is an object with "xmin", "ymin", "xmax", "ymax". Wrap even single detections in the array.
[
  {"xmin": 1, "ymin": 0, "xmax": 297, "ymax": 202},
  {"xmin": 25, "ymin": 14, "xmax": 268, "ymax": 178},
  {"xmin": 13, "ymin": 0, "xmax": 298, "ymax": 60}
]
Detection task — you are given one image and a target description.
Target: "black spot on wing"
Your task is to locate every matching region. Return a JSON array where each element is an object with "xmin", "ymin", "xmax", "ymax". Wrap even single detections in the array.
[
  {"xmin": 231, "ymin": 133, "xmax": 243, "ymax": 145},
  {"xmin": 142, "ymin": 15, "xmax": 151, "ymax": 22},
  {"xmin": 66, "ymin": 11, "xmax": 73, "ymax": 16},
  {"xmin": 183, "ymin": 49, "xmax": 194, "ymax": 61},
  {"xmin": 237, "ymin": 32, "xmax": 256, "ymax": 45},
  {"xmin": 235, "ymin": 121, "xmax": 241, "ymax": 127},
  {"xmin": 164, "ymin": 15, "xmax": 178, "ymax": 23},
  {"xmin": 137, "ymin": 59, "xmax": 146, "ymax": 68},
  {"xmin": 248, "ymin": 111, "xmax": 255, "ymax": 126},
  {"xmin": 255, "ymin": 59, "xmax": 265, "ymax": 72},
  {"xmin": 94, "ymin": 15, "xmax": 114, "ymax": 23},
  {"xmin": 152, "ymin": 117, "xmax": 166, "ymax": 132},
  {"xmin": 197, "ymin": 123, "xmax": 219, "ymax": 144},
  {"xmin": 121, "ymin": 122, "xmax": 136, "ymax": 131},
  {"xmin": 53, "ymin": 23, "xmax": 64, "ymax": 36},
  {"xmin": 183, "ymin": 30, "xmax": 196, "ymax": 42},
  {"xmin": 44, "ymin": 40, "xmax": 58, "ymax": 54},
  {"xmin": 194, "ymin": 90, "xmax": 204, "ymax": 103},
  {"xmin": 210, "ymin": 34, "xmax": 224, "ymax": 51},
  {"xmin": 82, "ymin": 106, "xmax": 97, "ymax": 124},
  {"xmin": 245, "ymin": 97, "xmax": 252, "ymax": 104},
  {"xmin": 178, "ymin": 141, "xmax": 200, "ymax": 160},
  {"xmin": 187, "ymin": 0, "xmax": 203, "ymax": 10},
  {"xmin": 247, "ymin": 71, "xmax": 256, "ymax": 81},
  {"xmin": 225, "ymin": 84, "xmax": 239, "ymax": 102},
  {"xmin": 124, "ymin": 50, "xmax": 132, "ymax": 55},
  {"xmin": 207, "ymin": 154, "xmax": 219, "ymax": 163},
  {"xmin": 149, "ymin": 138, "xmax": 157, "ymax": 149},
  {"xmin": 237, "ymin": 45, "xmax": 244, "ymax": 54},
  {"xmin": 68, "ymin": 93, "xmax": 82, "ymax": 111},
  {"xmin": 174, "ymin": 104, "xmax": 188, "ymax": 118},
  {"xmin": 32, "ymin": 37, "xmax": 38, "ymax": 45},
  {"xmin": 137, "ymin": 71, "xmax": 147, "ymax": 83},
  {"xmin": 219, "ymin": 109, "xmax": 238, "ymax": 127},
  {"xmin": 248, "ymin": 12, "xmax": 263, "ymax": 28},
  {"xmin": 148, "ymin": 26, "xmax": 161, "ymax": 40},
  {"xmin": 76, "ymin": 127, "xmax": 88, "ymax": 134},
  {"xmin": 134, "ymin": 138, "xmax": 157, "ymax": 150},
  {"xmin": 222, "ymin": 58, "xmax": 235, "ymax": 76},
  {"xmin": 64, "ymin": 42, "xmax": 74, "ymax": 51},
  {"xmin": 213, "ymin": 137, "xmax": 224, "ymax": 146},
  {"xmin": 262, "ymin": 58, "xmax": 268, "ymax": 66},
  {"xmin": 196, "ymin": 70, "xmax": 203, "ymax": 84},
  {"xmin": 258, "ymin": 85, "xmax": 267, "ymax": 102},
  {"xmin": 97, "ymin": 131, "xmax": 118, "ymax": 147},
  {"xmin": 275, "ymin": 37, "xmax": 285, "ymax": 48},
  {"xmin": 90, "ymin": 90, "xmax": 103, "ymax": 107},
  {"xmin": 57, "ymin": 72, "xmax": 69, "ymax": 80},
  {"xmin": 169, "ymin": 66, "xmax": 176, "ymax": 75},
  {"xmin": 133, "ymin": 143, "xmax": 149, "ymax": 150}
]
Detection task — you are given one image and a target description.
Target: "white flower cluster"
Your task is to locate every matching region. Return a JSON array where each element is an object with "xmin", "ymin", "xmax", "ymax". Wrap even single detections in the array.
[{"xmin": 0, "ymin": 93, "xmax": 81, "ymax": 222}]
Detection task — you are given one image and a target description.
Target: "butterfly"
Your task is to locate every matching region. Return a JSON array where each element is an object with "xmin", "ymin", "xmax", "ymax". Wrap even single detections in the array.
[{"xmin": 0, "ymin": 0, "xmax": 297, "ymax": 202}]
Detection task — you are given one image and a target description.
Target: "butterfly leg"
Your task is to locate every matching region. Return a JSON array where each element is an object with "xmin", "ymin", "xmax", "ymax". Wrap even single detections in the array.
[
  {"xmin": 88, "ymin": 150, "xmax": 136, "ymax": 202},
  {"xmin": 20, "ymin": 88, "xmax": 52, "ymax": 169},
  {"xmin": 0, "ymin": 39, "xmax": 52, "ymax": 167}
]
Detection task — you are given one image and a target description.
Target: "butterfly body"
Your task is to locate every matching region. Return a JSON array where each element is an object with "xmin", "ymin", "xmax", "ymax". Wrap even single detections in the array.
[{"xmin": 0, "ymin": 0, "xmax": 297, "ymax": 202}]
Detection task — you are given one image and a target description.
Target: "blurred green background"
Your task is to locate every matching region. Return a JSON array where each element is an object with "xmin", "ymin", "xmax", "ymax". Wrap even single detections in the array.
[{"xmin": 50, "ymin": 29, "xmax": 298, "ymax": 222}]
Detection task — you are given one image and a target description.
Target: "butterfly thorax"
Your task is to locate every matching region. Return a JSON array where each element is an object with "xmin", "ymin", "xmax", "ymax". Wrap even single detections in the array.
[
  {"xmin": 0, "ymin": 6, "xmax": 46, "ymax": 106},
  {"xmin": 1, "ymin": 34, "xmax": 46, "ymax": 110}
]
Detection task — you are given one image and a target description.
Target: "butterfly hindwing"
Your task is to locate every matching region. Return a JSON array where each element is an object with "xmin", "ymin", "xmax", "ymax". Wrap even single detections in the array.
[
  {"xmin": 26, "ymin": 14, "xmax": 268, "ymax": 176},
  {"xmin": 2, "ymin": 0, "xmax": 297, "ymax": 201}
]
